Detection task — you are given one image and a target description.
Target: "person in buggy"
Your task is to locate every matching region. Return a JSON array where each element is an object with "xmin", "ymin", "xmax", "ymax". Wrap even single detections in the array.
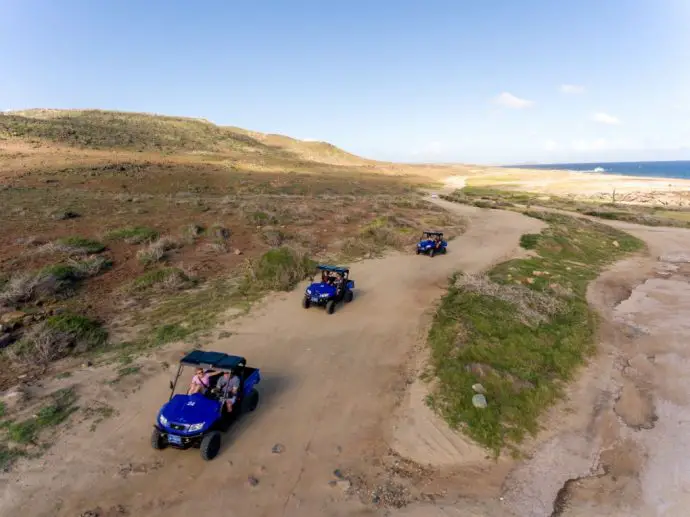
[
  {"xmin": 188, "ymin": 367, "xmax": 223, "ymax": 395},
  {"xmin": 433, "ymin": 234, "xmax": 443, "ymax": 250},
  {"xmin": 214, "ymin": 369, "xmax": 240, "ymax": 413}
]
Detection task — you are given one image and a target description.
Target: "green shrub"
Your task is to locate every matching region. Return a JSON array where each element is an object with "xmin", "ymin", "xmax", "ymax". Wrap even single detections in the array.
[
  {"xmin": 132, "ymin": 268, "xmax": 191, "ymax": 291},
  {"xmin": 7, "ymin": 313, "xmax": 107, "ymax": 367},
  {"xmin": 56, "ymin": 236, "xmax": 105, "ymax": 254},
  {"xmin": 243, "ymin": 247, "xmax": 315, "ymax": 292},
  {"xmin": 519, "ymin": 234, "xmax": 540, "ymax": 250},
  {"xmin": 105, "ymin": 226, "xmax": 159, "ymax": 244}
]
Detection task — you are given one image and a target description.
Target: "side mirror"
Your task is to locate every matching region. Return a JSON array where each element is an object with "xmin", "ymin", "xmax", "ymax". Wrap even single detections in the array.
[{"xmin": 169, "ymin": 380, "xmax": 174, "ymax": 390}]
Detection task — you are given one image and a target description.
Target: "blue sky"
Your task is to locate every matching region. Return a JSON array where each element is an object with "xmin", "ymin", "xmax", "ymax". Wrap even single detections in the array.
[{"xmin": 1, "ymin": 0, "xmax": 689, "ymax": 164}]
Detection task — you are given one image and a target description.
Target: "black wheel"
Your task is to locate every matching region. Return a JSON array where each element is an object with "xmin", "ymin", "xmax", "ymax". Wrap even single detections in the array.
[
  {"xmin": 442, "ymin": 247, "xmax": 447, "ymax": 254},
  {"xmin": 430, "ymin": 249, "xmax": 435, "ymax": 258},
  {"xmin": 326, "ymin": 300, "xmax": 336, "ymax": 314},
  {"xmin": 151, "ymin": 428, "xmax": 166, "ymax": 450},
  {"xmin": 416, "ymin": 248, "xmax": 421, "ymax": 255},
  {"xmin": 200, "ymin": 431, "xmax": 222, "ymax": 461},
  {"xmin": 302, "ymin": 296, "xmax": 310, "ymax": 309},
  {"xmin": 344, "ymin": 290, "xmax": 354, "ymax": 303},
  {"xmin": 240, "ymin": 387, "xmax": 259, "ymax": 413}
]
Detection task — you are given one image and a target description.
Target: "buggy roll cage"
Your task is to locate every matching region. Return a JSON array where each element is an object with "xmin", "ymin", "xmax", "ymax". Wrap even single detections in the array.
[
  {"xmin": 169, "ymin": 350, "xmax": 247, "ymax": 401},
  {"xmin": 312, "ymin": 264, "xmax": 350, "ymax": 281}
]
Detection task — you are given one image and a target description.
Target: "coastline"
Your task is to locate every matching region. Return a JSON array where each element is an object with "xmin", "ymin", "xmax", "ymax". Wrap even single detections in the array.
[{"xmin": 456, "ymin": 166, "xmax": 690, "ymax": 207}]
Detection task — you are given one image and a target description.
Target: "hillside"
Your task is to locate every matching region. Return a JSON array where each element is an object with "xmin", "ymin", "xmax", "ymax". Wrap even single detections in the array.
[{"xmin": 0, "ymin": 109, "xmax": 371, "ymax": 167}]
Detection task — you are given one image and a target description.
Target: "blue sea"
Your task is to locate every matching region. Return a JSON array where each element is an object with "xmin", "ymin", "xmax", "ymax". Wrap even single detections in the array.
[{"xmin": 504, "ymin": 161, "xmax": 690, "ymax": 180}]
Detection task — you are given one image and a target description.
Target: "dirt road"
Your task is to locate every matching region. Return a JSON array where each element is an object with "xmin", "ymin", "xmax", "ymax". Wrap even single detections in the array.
[{"xmin": 0, "ymin": 199, "xmax": 545, "ymax": 517}]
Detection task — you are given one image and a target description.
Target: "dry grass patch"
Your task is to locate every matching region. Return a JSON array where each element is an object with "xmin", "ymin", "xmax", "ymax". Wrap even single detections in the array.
[{"xmin": 136, "ymin": 236, "xmax": 181, "ymax": 266}]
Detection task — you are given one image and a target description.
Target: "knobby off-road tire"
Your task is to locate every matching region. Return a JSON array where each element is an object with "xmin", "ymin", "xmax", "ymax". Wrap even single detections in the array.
[
  {"xmin": 344, "ymin": 290, "xmax": 354, "ymax": 303},
  {"xmin": 241, "ymin": 388, "xmax": 259, "ymax": 413},
  {"xmin": 326, "ymin": 300, "xmax": 336, "ymax": 314},
  {"xmin": 151, "ymin": 428, "xmax": 166, "ymax": 450},
  {"xmin": 200, "ymin": 431, "xmax": 222, "ymax": 461},
  {"xmin": 302, "ymin": 296, "xmax": 310, "ymax": 309}
]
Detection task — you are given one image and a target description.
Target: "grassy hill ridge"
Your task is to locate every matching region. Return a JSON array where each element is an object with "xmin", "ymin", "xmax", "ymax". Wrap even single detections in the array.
[{"xmin": 0, "ymin": 108, "xmax": 370, "ymax": 166}]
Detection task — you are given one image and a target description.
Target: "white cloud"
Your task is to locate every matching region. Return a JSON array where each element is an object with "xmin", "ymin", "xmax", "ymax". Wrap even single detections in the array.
[
  {"xmin": 591, "ymin": 112, "xmax": 621, "ymax": 125},
  {"xmin": 493, "ymin": 92, "xmax": 534, "ymax": 109},
  {"xmin": 543, "ymin": 139, "xmax": 559, "ymax": 151},
  {"xmin": 560, "ymin": 84, "xmax": 585, "ymax": 94}
]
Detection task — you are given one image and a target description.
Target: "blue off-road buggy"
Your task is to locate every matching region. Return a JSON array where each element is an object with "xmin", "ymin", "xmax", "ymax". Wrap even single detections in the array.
[
  {"xmin": 416, "ymin": 231, "xmax": 447, "ymax": 257},
  {"xmin": 151, "ymin": 350, "xmax": 261, "ymax": 461},
  {"xmin": 302, "ymin": 265, "xmax": 355, "ymax": 314}
]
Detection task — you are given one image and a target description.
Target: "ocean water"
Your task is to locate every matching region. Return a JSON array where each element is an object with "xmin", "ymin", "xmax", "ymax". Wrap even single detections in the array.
[{"xmin": 504, "ymin": 161, "xmax": 690, "ymax": 181}]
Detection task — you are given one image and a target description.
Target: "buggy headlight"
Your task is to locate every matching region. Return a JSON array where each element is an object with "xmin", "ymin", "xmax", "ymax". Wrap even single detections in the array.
[
  {"xmin": 320, "ymin": 293, "xmax": 329, "ymax": 298},
  {"xmin": 306, "ymin": 288, "xmax": 311, "ymax": 294},
  {"xmin": 188, "ymin": 422, "xmax": 205, "ymax": 432},
  {"xmin": 159, "ymin": 414, "xmax": 168, "ymax": 426}
]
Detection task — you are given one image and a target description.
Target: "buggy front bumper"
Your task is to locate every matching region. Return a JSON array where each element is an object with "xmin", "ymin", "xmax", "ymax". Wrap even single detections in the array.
[
  {"xmin": 306, "ymin": 295, "xmax": 332, "ymax": 306},
  {"xmin": 154, "ymin": 424, "xmax": 204, "ymax": 449}
]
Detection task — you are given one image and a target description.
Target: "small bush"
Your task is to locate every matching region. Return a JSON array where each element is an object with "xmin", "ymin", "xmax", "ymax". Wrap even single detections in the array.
[
  {"xmin": 182, "ymin": 223, "xmax": 206, "ymax": 244},
  {"xmin": 0, "ymin": 258, "xmax": 111, "ymax": 307},
  {"xmin": 105, "ymin": 226, "xmax": 159, "ymax": 244},
  {"xmin": 137, "ymin": 236, "xmax": 180, "ymax": 266},
  {"xmin": 132, "ymin": 268, "xmax": 192, "ymax": 291},
  {"xmin": 68, "ymin": 256, "xmax": 112, "ymax": 277},
  {"xmin": 519, "ymin": 234, "xmax": 540, "ymax": 250},
  {"xmin": 7, "ymin": 313, "xmax": 107, "ymax": 367},
  {"xmin": 55, "ymin": 236, "xmax": 105, "ymax": 254},
  {"xmin": 0, "ymin": 444, "xmax": 25, "ymax": 472},
  {"xmin": 151, "ymin": 323, "xmax": 190, "ymax": 346},
  {"xmin": 243, "ymin": 247, "xmax": 315, "ymax": 292}
]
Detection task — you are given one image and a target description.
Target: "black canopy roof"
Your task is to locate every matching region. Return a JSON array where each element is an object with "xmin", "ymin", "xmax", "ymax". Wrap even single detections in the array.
[{"xmin": 180, "ymin": 350, "xmax": 246, "ymax": 371}]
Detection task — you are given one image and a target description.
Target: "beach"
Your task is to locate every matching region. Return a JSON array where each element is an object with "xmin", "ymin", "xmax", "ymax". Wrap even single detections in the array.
[{"xmin": 449, "ymin": 166, "xmax": 690, "ymax": 207}]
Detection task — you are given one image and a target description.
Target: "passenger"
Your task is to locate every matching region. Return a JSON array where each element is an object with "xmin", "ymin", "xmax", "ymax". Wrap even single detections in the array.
[
  {"xmin": 334, "ymin": 273, "xmax": 344, "ymax": 293},
  {"xmin": 434, "ymin": 235, "xmax": 442, "ymax": 249},
  {"xmin": 216, "ymin": 369, "xmax": 240, "ymax": 412},
  {"xmin": 188, "ymin": 367, "xmax": 221, "ymax": 395}
]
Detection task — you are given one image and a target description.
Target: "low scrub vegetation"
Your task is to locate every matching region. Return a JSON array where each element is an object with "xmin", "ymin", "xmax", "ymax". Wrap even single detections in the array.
[
  {"xmin": 132, "ymin": 267, "xmax": 193, "ymax": 292},
  {"xmin": 105, "ymin": 226, "xmax": 159, "ymax": 244},
  {"xmin": 242, "ymin": 247, "xmax": 315, "ymax": 292},
  {"xmin": 6, "ymin": 313, "xmax": 107, "ymax": 367},
  {"xmin": 0, "ymin": 257, "xmax": 111, "ymax": 307},
  {"xmin": 54, "ymin": 236, "xmax": 106, "ymax": 254},
  {"xmin": 0, "ymin": 387, "xmax": 78, "ymax": 470},
  {"xmin": 136, "ymin": 236, "xmax": 181, "ymax": 266},
  {"xmin": 426, "ymin": 210, "xmax": 644, "ymax": 454}
]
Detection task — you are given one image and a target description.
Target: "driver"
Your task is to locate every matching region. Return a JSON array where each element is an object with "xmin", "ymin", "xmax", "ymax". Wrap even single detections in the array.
[
  {"xmin": 216, "ymin": 369, "xmax": 240, "ymax": 412},
  {"xmin": 434, "ymin": 234, "xmax": 442, "ymax": 249}
]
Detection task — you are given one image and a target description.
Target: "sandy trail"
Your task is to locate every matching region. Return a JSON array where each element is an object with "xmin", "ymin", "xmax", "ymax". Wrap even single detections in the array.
[{"xmin": 0, "ymin": 199, "xmax": 544, "ymax": 517}]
